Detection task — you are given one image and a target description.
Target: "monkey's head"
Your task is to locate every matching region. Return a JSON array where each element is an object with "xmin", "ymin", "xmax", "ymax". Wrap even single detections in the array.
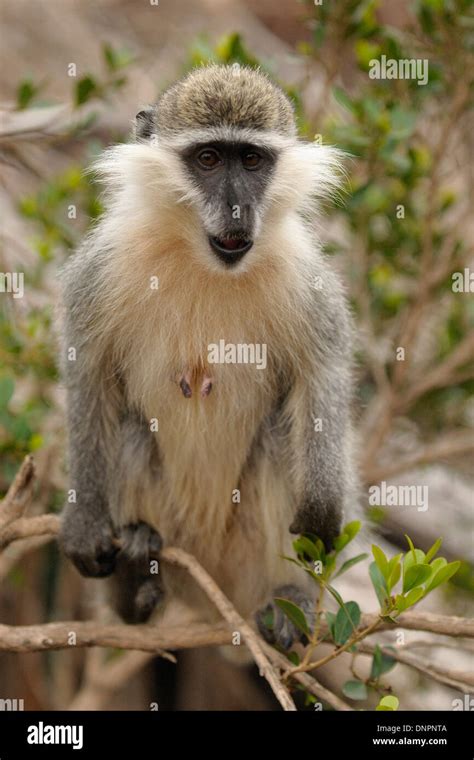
[
  {"xmin": 97, "ymin": 65, "xmax": 342, "ymax": 274},
  {"xmin": 135, "ymin": 65, "xmax": 299, "ymax": 268}
]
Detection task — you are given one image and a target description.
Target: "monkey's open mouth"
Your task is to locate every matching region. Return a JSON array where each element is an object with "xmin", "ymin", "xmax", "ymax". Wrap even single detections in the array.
[{"xmin": 208, "ymin": 236, "xmax": 253, "ymax": 264}]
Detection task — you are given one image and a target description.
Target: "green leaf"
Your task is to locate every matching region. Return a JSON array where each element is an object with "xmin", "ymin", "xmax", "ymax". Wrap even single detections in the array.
[
  {"xmin": 325, "ymin": 611, "xmax": 337, "ymax": 641},
  {"xmin": 404, "ymin": 587, "xmax": 425, "ymax": 608},
  {"xmin": 332, "ymin": 86, "xmax": 356, "ymax": 113},
  {"xmin": 334, "ymin": 553, "xmax": 368, "ymax": 578},
  {"xmin": 395, "ymin": 594, "xmax": 406, "ymax": 613},
  {"xmin": 286, "ymin": 651, "xmax": 300, "ymax": 666},
  {"xmin": 370, "ymin": 644, "xmax": 397, "ymax": 680},
  {"xmin": 333, "ymin": 520, "xmax": 361, "ymax": 552},
  {"xmin": 16, "ymin": 79, "xmax": 39, "ymax": 109},
  {"xmin": 403, "ymin": 548, "xmax": 426, "ymax": 573},
  {"xmin": 354, "ymin": 40, "xmax": 381, "ymax": 70},
  {"xmin": 333, "ymin": 533, "xmax": 350, "ymax": 552},
  {"xmin": 369, "ymin": 561, "xmax": 388, "ymax": 608},
  {"xmin": 102, "ymin": 43, "xmax": 133, "ymax": 72},
  {"xmin": 427, "ymin": 557, "xmax": 447, "ymax": 573},
  {"xmin": 334, "ymin": 601, "xmax": 361, "ymax": 645},
  {"xmin": 421, "ymin": 557, "xmax": 446, "ymax": 588},
  {"xmin": 403, "ymin": 563, "xmax": 432, "ymax": 593},
  {"xmin": 372, "ymin": 545, "xmax": 389, "ymax": 579},
  {"xmin": 0, "ymin": 376, "xmax": 15, "ymax": 407},
  {"xmin": 395, "ymin": 586, "xmax": 425, "ymax": 612},
  {"xmin": 387, "ymin": 560, "xmax": 401, "ymax": 593},
  {"xmin": 387, "ymin": 553, "xmax": 403, "ymax": 576},
  {"xmin": 390, "ymin": 107, "xmax": 417, "ymax": 140},
  {"xmin": 376, "ymin": 695, "xmax": 399, "ymax": 711},
  {"xmin": 425, "ymin": 561, "xmax": 461, "ymax": 592},
  {"xmin": 302, "ymin": 565, "xmax": 325, "ymax": 584},
  {"xmin": 405, "ymin": 534, "xmax": 416, "ymax": 556},
  {"xmin": 324, "ymin": 553, "xmax": 336, "ymax": 575},
  {"xmin": 103, "ymin": 43, "xmax": 117, "ymax": 71},
  {"xmin": 75, "ymin": 76, "xmax": 97, "ymax": 106},
  {"xmin": 281, "ymin": 555, "xmax": 305, "ymax": 569},
  {"xmin": 344, "ymin": 521, "xmax": 361, "ymax": 541},
  {"xmin": 274, "ymin": 598, "xmax": 310, "ymax": 636},
  {"xmin": 425, "ymin": 538, "xmax": 442, "ymax": 564},
  {"xmin": 418, "ymin": 6, "xmax": 434, "ymax": 36},
  {"xmin": 324, "ymin": 583, "xmax": 346, "ymax": 609},
  {"xmin": 342, "ymin": 680, "xmax": 368, "ymax": 701},
  {"xmin": 293, "ymin": 536, "xmax": 321, "ymax": 562},
  {"xmin": 111, "ymin": 76, "xmax": 127, "ymax": 90},
  {"xmin": 260, "ymin": 607, "xmax": 274, "ymax": 630}
]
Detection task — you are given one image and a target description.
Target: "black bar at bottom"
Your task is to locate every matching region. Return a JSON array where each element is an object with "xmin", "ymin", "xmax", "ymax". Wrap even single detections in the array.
[{"xmin": 0, "ymin": 710, "xmax": 471, "ymax": 757}]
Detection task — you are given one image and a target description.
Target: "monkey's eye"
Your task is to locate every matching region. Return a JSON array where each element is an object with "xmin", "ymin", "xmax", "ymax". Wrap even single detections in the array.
[
  {"xmin": 197, "ymin": 149, "xmax": 222, "ymax": 170},
  {"xmin": 242, "ymin": 152, "xmax": 262, "ymax": 170}
]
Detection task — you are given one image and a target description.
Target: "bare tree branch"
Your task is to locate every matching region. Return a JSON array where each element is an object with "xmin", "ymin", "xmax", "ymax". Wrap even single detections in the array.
[
  {"xmin": 360, "ymin": 612, "xmax": 474, "ymax": 638},
  {"xmin": 0, "ymin": 513, "xmax": 59, "ymax": 549},
  {"xmin": 0, "ymin": 454, "xmax": 35, "ymax": 531},
  {"xmin": 261, "ymin": 642, "xmax": 354, "ymax": 711},
  {"xmin": 68, "ymin": 651, "xmax": 156, "ymax": 711},
  {"xmin": 1, "ymin": 456, "xmax": 473, "ymax": 713},
  {"xmin": 155, "ymin": 547, "xmax": 297, "ymax": 711},
  {"xmin": 357, "ymin": 640, "xmax": 474, "ymax": 693},
  {"xmin": 398, "ymin": 332, "xmax": 474, "ymax": 412},
  {"xmin": 363, "ymin": 429, "xmax": 474, "ymax": 484}
]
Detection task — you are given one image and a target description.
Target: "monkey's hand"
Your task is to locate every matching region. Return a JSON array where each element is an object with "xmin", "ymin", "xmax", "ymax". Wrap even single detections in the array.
[
  {"xmin": 114, "ymin": 522, "xmax": 165, "ymax": 624},
  {"xmin": 289, "ymin": 497, "xmax": 343, "ymax": 552},
  {"xmin": 60, "ymin": 504, "xmax": 119, "ymax": 578}
]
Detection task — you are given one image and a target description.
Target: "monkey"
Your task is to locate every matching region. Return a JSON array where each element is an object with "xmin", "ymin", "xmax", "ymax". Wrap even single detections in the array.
[{"xmin": 59, "ymin": 64, "xmax": 357, "ymax": 647}]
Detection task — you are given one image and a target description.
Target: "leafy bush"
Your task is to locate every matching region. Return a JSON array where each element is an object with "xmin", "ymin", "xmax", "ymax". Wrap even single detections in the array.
[{"xmin": 262, "ymin": 523, "xmax": 460, "ymax": 707}]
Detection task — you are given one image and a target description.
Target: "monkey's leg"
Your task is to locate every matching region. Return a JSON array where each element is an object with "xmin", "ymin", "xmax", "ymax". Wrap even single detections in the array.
[
  {"xmin": 255, "ymin": 585, "xmax": 316, "ymax": 650},
  {"xmin": 111, "ymin": 522, "xmax": 165, "ymax": 624}
]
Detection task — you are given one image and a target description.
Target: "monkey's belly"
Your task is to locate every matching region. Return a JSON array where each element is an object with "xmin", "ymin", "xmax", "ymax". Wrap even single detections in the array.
[
  {"xmin": 113, "ymin": 400, "xmax": 306, "ymax": 618},
  {"xmin": 151, "ymin": 459, "xmax": 308, "ymax": 619}
]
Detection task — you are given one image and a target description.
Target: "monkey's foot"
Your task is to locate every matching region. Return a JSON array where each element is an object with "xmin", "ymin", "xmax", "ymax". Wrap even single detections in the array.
[
  {"xmin": 60, "ymin": 510, "xmax": 119, "ymax": 578},
  {"xmin": 114, "ymin": 522, "xmax": 165, "ymax": 624},
  {"xmin": 255, "ymin": 585, "xmax": 315, "ymax": 650}
]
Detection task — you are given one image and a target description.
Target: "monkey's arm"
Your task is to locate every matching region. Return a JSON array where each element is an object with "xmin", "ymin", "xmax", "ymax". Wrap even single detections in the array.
[
  {"xmin": 59, "ymin": 252, "xmax": 122, "ymax": 577},
  {"xmin": 287, "ymin": 277, "xmax": 357, "ymax": 549}
]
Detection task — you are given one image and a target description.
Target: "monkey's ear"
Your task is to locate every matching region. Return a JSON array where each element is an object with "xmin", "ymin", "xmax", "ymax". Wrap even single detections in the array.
[{"xmin": 134, "ymin": 106, "xmax": 156, "ymax": 141}]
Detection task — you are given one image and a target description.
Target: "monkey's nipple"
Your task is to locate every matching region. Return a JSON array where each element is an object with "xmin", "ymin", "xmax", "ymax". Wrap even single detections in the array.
[
  {"xmin": 179, "ymin": 375, "xmax": 193, "ymax": 398},
  {"xmin": 200, "ymin": 375, "xmax": 213, "ymax": 399},
  {"xmin": 178, "ymin": 370, "xmax": 213, "ymax": 399}
]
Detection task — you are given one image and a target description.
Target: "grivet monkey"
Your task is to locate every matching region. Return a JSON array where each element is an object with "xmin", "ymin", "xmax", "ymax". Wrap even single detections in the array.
[{"xmin": 59, "ymin": 65, "xmax": 357, "ymax": 647}]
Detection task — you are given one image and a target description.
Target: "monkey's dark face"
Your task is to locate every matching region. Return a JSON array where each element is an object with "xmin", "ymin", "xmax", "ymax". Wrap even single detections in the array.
[{"xmin": 181, "ymin": 141, "xmax": 277, "ymax": 267}]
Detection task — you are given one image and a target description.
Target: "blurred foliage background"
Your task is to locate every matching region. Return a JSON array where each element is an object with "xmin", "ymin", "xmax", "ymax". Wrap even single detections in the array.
[{"xmin": 0, "ymin": 0, "xmax": 473, "ymax": 710}]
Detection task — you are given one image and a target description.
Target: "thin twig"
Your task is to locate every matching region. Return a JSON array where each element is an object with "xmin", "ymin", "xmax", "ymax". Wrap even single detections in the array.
[
  {"xmin": 261, "ymin": 641, "xmax": 354, "ymax": 711},
  {"xmin": 68, "ymin": 651, "xmax": 155, "ymax": 711},
  {"xmin": 363, "ymin": 429, "xmax": 474, "ymax": 484},
  {"xmin": 0, "ymin": 455, "xmax": 35, "ymax": 530},
  {"xmin": 0, "ymin": 514, "xmax": 60, "ymax": 550},
  {"xmin": 161, "ymin": 546, "xmax": 296, "ymax": 711},
  {"xmin": 284, "ymin": 617, "xmax": 382, "ymax": 679},
  {"xmin": 357, "ymin": 640, "xmax": 474, "ymax": 693}
]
